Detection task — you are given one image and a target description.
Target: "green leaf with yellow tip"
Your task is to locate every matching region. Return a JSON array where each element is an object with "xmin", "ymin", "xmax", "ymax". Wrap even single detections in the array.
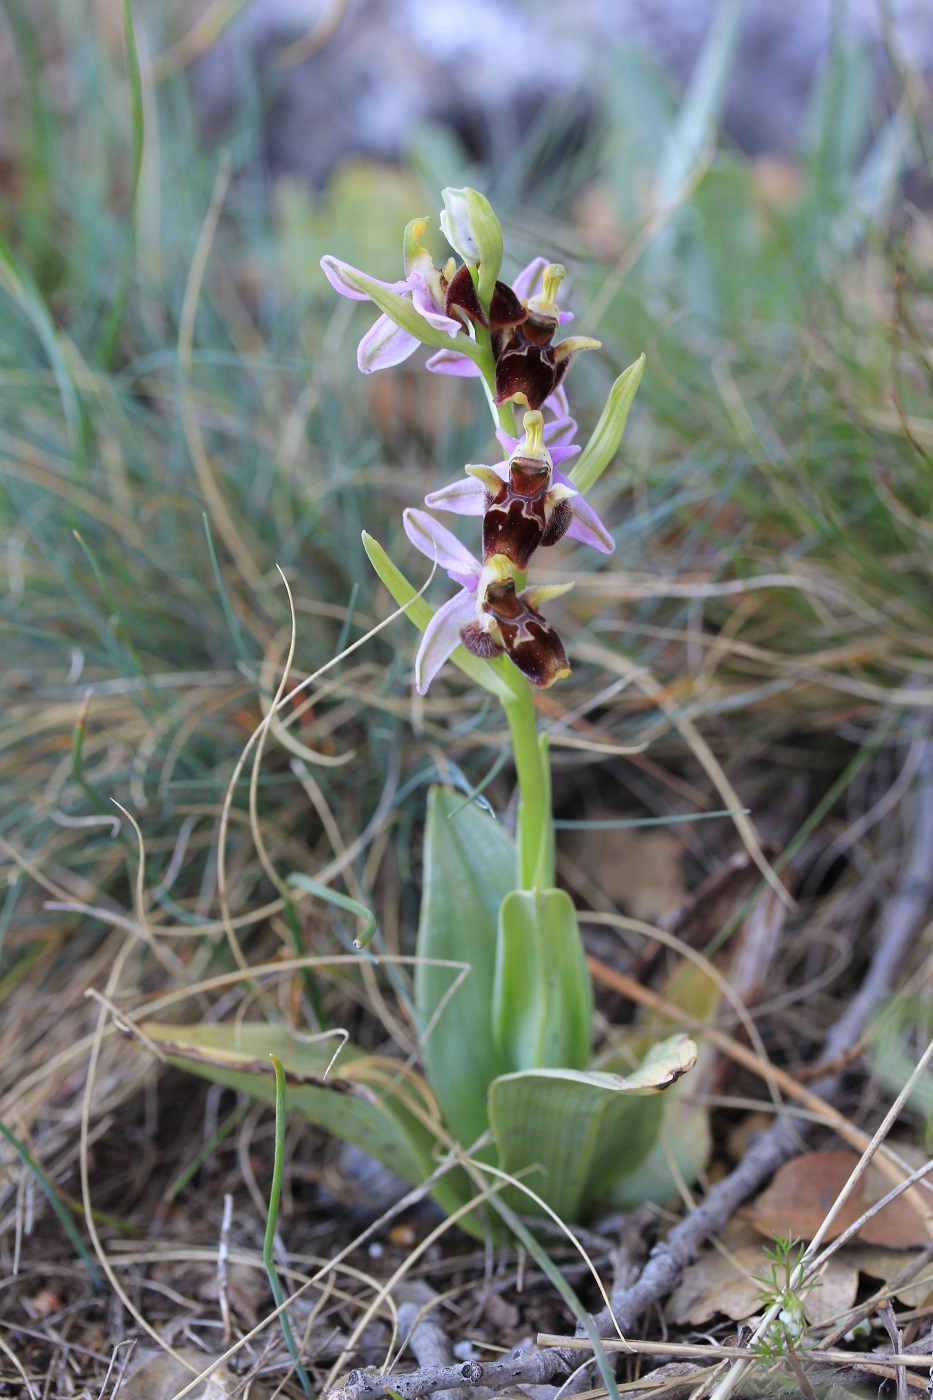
[{"xmin": 570, "ymin": 354, "xmax": 646, "ymax": 495}]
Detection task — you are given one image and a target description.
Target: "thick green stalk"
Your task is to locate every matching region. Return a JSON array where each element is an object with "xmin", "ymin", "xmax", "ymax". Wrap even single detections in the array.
[{"xmin": 501, "ymin": 678, "xmax": 554, "ymax": 889}]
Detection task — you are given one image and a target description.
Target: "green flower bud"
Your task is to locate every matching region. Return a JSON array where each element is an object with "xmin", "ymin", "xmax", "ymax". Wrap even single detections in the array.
[{"xmin": 440, "ymin": 186, "xmax": 503, "ymax": 310}]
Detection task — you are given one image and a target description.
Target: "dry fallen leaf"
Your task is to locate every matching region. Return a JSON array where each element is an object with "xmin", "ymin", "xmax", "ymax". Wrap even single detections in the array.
[
  {"xmin": 743, "ymin": 1151, "xmax": 929, "ymax": 1249},
  {"xmin": 668, "ymin": 1219, "xmax": 860, "ymax": 1326},
  {"xmin": 119, "ymin": 1347, "xmax": 247, "ymax": 1400},
  {"xmin": 849, "ymin": 1243, "xmax": 933, "ymax": 1308}
]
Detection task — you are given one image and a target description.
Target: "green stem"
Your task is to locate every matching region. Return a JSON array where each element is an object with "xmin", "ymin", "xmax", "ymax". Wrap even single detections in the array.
[
  {"xmin": 0, "ymin": 1121, "xmax": 104, "ymax": 1292},
  {"xmin": 501, "ymin": 678, "xmax": 554, "ymax": 889},
  {"xmin": 264, "ymin": 1056, "xmax": 313, "ymax": 1397}
]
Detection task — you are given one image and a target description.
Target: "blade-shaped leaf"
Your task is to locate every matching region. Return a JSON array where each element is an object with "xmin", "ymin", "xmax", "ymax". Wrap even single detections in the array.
[
  {"xmin": 415, "ymin": 786, "xmax": 515, "ymax": 1148},
  {"xmin": 488, "ymin": 1034, "xmax": 697, "ymax": 1221},
  {"xmin": 137, "ymin": 1019, "xmax": 470, "ymax": 1217},
  {"xmin": 569, "ymin": 355, "xmax": 645, "ymax": 496},
  {"xmin": 492, "ymin": 888, "xmax": 592, "ymax": 1072}
]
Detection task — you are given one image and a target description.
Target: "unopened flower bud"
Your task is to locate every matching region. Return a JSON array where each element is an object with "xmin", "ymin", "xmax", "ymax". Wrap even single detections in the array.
[{"xmin": 440, "ymin": 187, "xmax": 503, "ymax": 308}]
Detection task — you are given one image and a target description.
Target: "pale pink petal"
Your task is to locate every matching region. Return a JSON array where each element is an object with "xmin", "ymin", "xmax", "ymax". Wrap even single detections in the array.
[
  {"xmin": 403, "ymin": 508, "xmax": 481, "ymax": 586},
  {"xmin": 544, "ymin": 415, "xmax": 580, "ymax": 449},
  {"xmin": 553, "ymin": 469, "xmax": 615, "ymax": 553},
  {"xmin": 320, "ymin": 255, "xmax": 408, "ymax": 302},
  {"xmin": 424, "ymin": 475, "xmax": 488, "ymax": 516},
  {"xmin": 410, "ymin": 274, "xmax": 462, "ymax": 338},
  {"xmin": 357, "ymin": 315, "xmax": 420, "ymax": 373},
  {"xmin": 510, "ymin": 257, "xmax": 549, "ymax": 303},
  {"xmin": 545, "ymin": 386, "xmax": 571, "ymax": 418},
  {"xmin": 415, "ymin": 589, "xmax": 478, "ymax": 693},
  {"xmin": 425, "ymin": 348, "xmax": 482, "ymax": 377}
]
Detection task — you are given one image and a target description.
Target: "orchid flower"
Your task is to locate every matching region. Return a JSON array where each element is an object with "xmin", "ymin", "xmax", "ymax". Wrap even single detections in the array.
[
  {"xmin": 424, "ymin": 256, "xmax": 570, "ymax": 380},
  {"xmin": 320, "ymin": 217, "xmax": 466, "ymax": 373},
  {"xmin": 425, "ymin": 410, "xmax": 615, "ymax": 562},
  {"xmin": 403, "ymin": 508, "xmax": 572, "ymax": 693},
  {"xmin": 426, "ymin": 258, "xmax": 599, "ymax": 410},
  {"xmin": 492, "ymin": 263, "xmax": 600, "ymax": 410}
]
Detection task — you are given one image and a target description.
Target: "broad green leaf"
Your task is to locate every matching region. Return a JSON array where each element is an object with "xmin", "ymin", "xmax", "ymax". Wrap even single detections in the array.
[
  {"xmin": 137, "ymin": 1019, "xmax": 470, "ymax": 1218},
  {"xmin": 488, "ymin": 1034, "xmax": 697, "ymax": 1221},
  {"xmin": 415, "ymin": 786, "xmax": 515, "ymax": 1148},
  {"xmin": 569, "ymin": 355, "xmax": 645, "ymax": 495},
  {"xmin": 601, "ymin": 1091, "xmax": 711, "ymax": 1210},
  {"xmin": 492, "ymin": 888, "xmax": 592, "ymax": 1072}
]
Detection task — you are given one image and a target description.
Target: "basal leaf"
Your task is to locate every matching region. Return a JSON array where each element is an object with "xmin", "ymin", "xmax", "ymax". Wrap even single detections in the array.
[
  {"xmin": 488, "ymin": 1034, "xmax": 697, "ymax": 1221},
  {"xmin": 415, "ymin": 786, "xmax": 515, "ymax": 1149},
  {"xmin": 137, "ymin": 1019, "xmax": 470, "ymax": 1217},
  {"xmin": 492, "ymin": 888, "xmax": 592, "ymax": 1072}
]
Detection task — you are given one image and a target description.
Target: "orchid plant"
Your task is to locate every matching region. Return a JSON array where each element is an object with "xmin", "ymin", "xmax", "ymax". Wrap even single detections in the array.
[{"xmin": 144, "ymin": 188, "xmax": 697, "ymax": 1235}]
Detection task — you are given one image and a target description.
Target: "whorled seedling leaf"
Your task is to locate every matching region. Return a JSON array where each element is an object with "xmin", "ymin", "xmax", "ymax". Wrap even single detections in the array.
[{"xmin": 488, "ymin": 1033, "xmax": 697, "ymax": 1222}]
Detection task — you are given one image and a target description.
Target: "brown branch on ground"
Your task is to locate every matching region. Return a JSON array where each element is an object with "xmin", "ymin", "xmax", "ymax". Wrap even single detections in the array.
[{"xmin": 325, "ymin": 736, "xmax": 933, "ymax": 1400}]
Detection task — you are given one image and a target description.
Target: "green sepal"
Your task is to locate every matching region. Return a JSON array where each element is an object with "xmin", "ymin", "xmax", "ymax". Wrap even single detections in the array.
[
  {"xmin": 415, "ymin": 786, "xmax": 516, "ymax": 1149},
  {"xmin": 488, "ymin": 1033, "xmax": 697, "ymax": 1220},
  {"xmin": 332, "ymin": 262, "xmax": 484, "ymax": 364},
  {"xmin": 492, "ymin": 888, "xmax": 592, "ymax": 1072},
  {"xmin": 570, "ymin": 354, "xmax": 646, "ymax": 495},
  {"xmin": 361, "ymin": 531, "xmax": 515, "ymax": 701}
]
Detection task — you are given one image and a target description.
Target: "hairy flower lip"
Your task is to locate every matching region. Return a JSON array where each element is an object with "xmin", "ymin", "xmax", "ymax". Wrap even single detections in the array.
[
  {"xmin": 402, "ymin": 510, "xmax": 572, "ymax": 691},
  {"xmin": 493, "ymin": 333, "xmax": 601, "ymax": 411},
  {"xmin": 425, "ymin": 463, "xmax": 614, "ymax": 558},
  {"xmin": 424, "ymin": 258, "xmax": 572, "ymax": 380}
]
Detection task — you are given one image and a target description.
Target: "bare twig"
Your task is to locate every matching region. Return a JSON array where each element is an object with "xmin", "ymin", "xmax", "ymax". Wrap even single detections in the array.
[{"xmin": 394, "ymin": 1284, "xmax": 462, "ymax": 1400}]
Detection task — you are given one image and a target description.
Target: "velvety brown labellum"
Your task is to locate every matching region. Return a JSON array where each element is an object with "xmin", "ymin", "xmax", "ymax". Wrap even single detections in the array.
[
  {"xmin": 445, "ymin": 262, "xmax": 487, "ymax": 328},
  {"xmin": 480, "ymin": 578, "xmax": 570, "ymax": 687},
  {"xmin": 494, "ymin": 333, "xmax": 569, "ymax": 411},
  {"xmin": 481, "ymin": 458, "xmax": 570, "ymax": 570}
]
